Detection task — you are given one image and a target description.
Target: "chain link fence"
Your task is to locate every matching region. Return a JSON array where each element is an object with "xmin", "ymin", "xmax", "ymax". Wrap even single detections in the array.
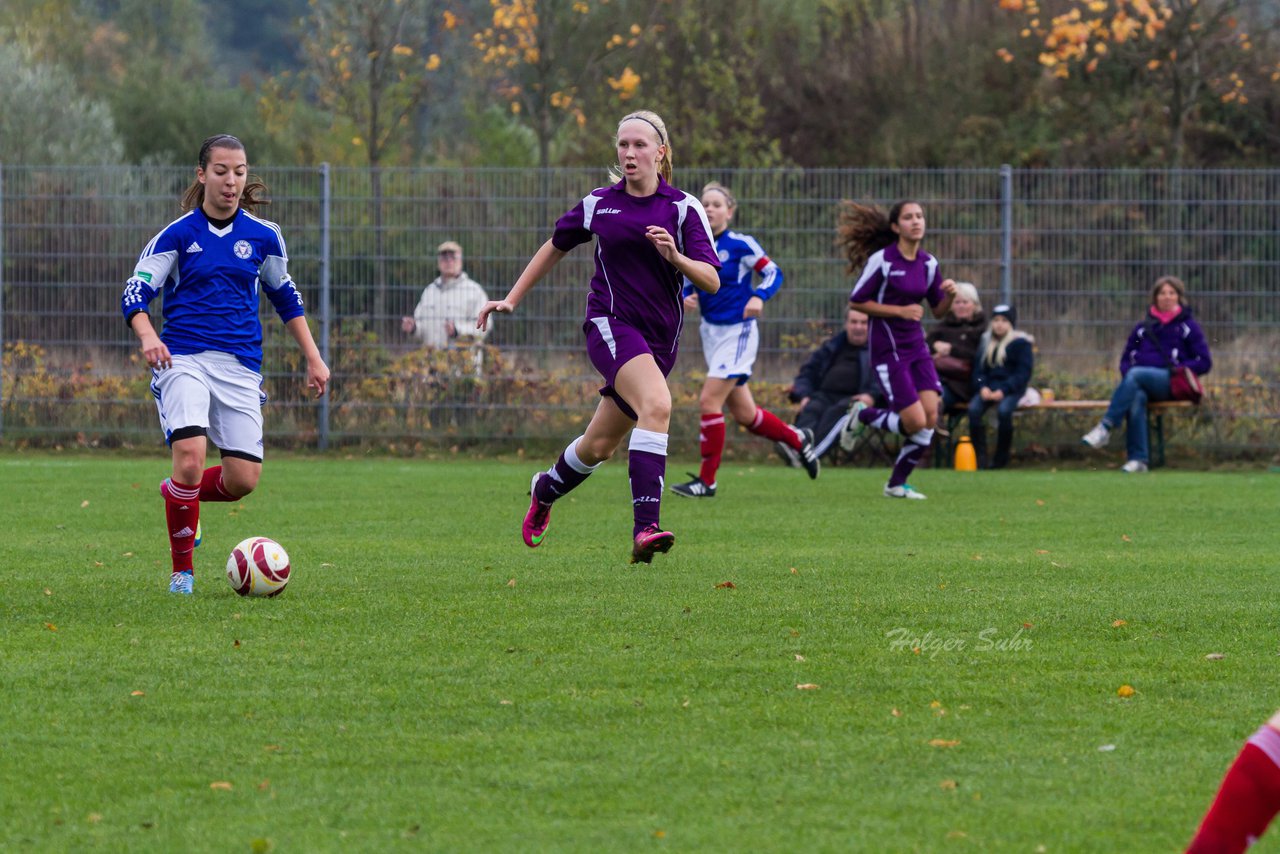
[{"xmin": 2, "ymin": 165, "xmax": 1277, "ymax": 459}]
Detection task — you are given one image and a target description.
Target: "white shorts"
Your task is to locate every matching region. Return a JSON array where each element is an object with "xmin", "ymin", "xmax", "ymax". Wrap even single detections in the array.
[
  {"xmin": 699, "ymin": 320, "xmax": 759, "ymax": 382},
  {"xmin": 150, "ymin": 351, "xmax": 267, "ymax": 460}
]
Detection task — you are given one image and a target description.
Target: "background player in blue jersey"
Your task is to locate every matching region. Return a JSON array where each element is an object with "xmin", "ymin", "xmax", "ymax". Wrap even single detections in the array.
[
  {"xmin": 122, "ymin": 134, "xmax": 330, "ymax": 594},
  {"xmin": 476, "ymin": 110, "xmax": 721, "ymax": 564},
  {"xmin": 838, "ymin": 200, "xmax": 957, "ymax": 500},
  {"xmin": 670, "ymin": 182, "xmax": 819, "ymax": 499}
]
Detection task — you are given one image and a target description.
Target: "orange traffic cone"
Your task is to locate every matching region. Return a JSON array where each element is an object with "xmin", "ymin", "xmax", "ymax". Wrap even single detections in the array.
[{"xmin": 954, "ymin": 436, "xmax": 978, "ymax": 471}]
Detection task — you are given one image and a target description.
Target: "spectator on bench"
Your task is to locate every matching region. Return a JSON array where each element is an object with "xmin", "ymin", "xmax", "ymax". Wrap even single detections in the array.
[
  {"xmin": 968, "ymin": 303, "xmax": 1034, "ymax": 469},
  {"xmin": 927, "ymin": 282, "xmax": 987, "ymax": 418},
  {"xmin": 1080, "ymin": 275, "xmax": 1212, "ymax": 473},
  {"xmin": 776, "ymin": 307, "xmax": 884, "ymax": 466}
]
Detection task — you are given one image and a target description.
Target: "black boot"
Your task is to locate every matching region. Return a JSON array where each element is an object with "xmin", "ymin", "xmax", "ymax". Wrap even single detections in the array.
[
  {"xmin": 969, "ymin": 421, "xmax": 990, "ymax": 470},
  {"xmin": 992, "ymin": 422, "xmax": 1013, "ymax": 469}
]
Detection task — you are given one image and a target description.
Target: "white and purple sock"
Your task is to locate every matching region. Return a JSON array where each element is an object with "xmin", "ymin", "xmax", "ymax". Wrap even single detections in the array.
[
  {"xmin": 537, "ymin": 436, "xmax": 600, "ymax": 503},
  {"xmin": 627, "ymin": 428, "xmax": 667, "ymax": 537},
  {"xmin": 888, "ymin": 427, "xmax": 934, "ymax": 489},
  {"xmin": 861, "ymin": 406, "xmax": 901, "ymax": 435}
]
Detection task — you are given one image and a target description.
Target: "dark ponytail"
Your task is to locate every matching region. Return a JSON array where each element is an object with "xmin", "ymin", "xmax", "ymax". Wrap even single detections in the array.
[{"xmin": 835, "ymin": 199, "xmax": 918, "ymax": 273}]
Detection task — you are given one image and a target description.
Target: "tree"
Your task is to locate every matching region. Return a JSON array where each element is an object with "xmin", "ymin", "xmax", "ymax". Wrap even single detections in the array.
[
  {"xmin": 470, "ymin": 0, "xmax": 656, "ymax": 168},
  {"xmin": 298, "ymin": 0, "xmax": 451, "ymax": 323},
  {"xmin": 0, "ymin": 42, "xmax": 124, "ymax": 164},
  {"xmin": 995, "ymin": 0, "xmax": 1269, "ymax": 166},
  {"xmin": 630, "ymin": 1, "xmax": 786, "ymax": 168}
]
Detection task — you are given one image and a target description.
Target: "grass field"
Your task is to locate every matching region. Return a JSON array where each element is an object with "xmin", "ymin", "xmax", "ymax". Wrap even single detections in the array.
[{"xmin": 2, "ymin": 452, "xmax": 1278, "ymax": 852}]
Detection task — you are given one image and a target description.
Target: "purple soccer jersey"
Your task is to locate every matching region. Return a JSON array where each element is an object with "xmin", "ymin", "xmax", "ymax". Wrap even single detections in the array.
[
  {"xmin": 849, "ymin": 243, "xmax": 946, "ymax": 364},
  {"xmin": 552, "ymin": 178, "xmax": 720, "ymax": 361}
]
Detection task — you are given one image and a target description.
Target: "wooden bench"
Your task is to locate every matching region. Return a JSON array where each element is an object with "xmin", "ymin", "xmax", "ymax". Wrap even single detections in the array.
[{"xmin": 936, "ymin": 398, "xmax": 1197, "ymax": 468}]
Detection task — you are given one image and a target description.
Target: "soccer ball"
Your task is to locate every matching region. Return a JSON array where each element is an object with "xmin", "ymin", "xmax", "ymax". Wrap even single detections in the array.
[{"xmin": 226, "ymin": 536, "xmax": 291, "ymax": 597}]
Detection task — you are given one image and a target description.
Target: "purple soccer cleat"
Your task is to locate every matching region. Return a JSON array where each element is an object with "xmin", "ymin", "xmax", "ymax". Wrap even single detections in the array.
[{"xmin": 630, "ymin": 525, "xmax": 675, "ymax": 564}]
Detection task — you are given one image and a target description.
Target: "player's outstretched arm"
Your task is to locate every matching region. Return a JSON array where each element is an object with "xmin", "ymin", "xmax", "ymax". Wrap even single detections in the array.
[
  {"xmin": 284, "ymin": 316, "xmax": 329, "ymax": 398},
  {"xmin": 477, "ymin": 239, "xmax": 567, "ymax": 331}
]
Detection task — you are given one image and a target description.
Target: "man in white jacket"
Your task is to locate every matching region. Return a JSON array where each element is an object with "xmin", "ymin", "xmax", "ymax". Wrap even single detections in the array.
[{"xmin": 401, "ymin": 241, "xmax": 492, "ymax": 348}]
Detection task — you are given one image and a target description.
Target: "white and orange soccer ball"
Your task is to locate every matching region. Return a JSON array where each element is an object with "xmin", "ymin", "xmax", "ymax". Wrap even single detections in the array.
[{"xmin": 226, "ymin": 536, "xmax": 292, "ymax": 597}]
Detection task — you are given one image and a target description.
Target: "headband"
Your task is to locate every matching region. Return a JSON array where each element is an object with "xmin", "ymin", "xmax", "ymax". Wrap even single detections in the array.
[
  {"xmin": 199, "ymin": 134, "xmax": 243, "ymax": 164},
  {"xmin": 623, "ymin": 116, "xmax": 665, "ymax": 145}
]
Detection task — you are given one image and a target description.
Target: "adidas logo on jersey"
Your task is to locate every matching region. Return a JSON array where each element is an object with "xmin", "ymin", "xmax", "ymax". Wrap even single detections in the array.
[{"xmin": 186, "ymin": 241, "xmax": 203, "ymax": 254}]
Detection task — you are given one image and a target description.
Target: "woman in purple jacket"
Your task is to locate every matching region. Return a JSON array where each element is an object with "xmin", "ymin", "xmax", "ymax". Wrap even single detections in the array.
[
  {"xmin": 1081, "ymin": 275, "xmax": 1212, "ymax": 472},
  {"xmin": 476, "ymin": 110, "xmax": 721, "ymax": 563}
]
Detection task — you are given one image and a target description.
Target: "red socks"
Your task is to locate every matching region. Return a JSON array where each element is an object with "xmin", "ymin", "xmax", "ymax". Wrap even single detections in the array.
[
  {"xmin": 698, "ymin": 414, "xmax": 726, "ymax": 485},
  {"xmin": 199, "ymin": 465, "xmax": 237, "ymax": 502},
  {"xmin": 748, "ymin": 407, "xmax": 800, "ymax": 448},
  {"xmin": 160, "ymin": 479, "xmax": 200, "ymax": 573},
  {"xmin": 1188, "ymin": 725, "xmax": 1280, "ymax": 853},
  {"xmin": 699, "ymin": 408, "xmax": 798, "ymax": 485}
]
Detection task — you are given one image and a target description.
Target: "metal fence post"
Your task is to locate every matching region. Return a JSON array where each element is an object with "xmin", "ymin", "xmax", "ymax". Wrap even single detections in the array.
[
  {"xmin": 318, "ymin": 162, "xmax": 331, "ymax": 451},
  {"xmin": 1000, "ymin": 163, "xmax": 1012, "ymax": 307}
]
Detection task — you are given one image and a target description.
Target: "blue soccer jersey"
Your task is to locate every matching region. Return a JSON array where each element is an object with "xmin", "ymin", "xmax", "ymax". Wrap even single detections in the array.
[
  {"xmin": 682, "ymin": 229, "xmax": 783, "ymax": 325},
  {"xmin": 121, "ymin": 207, "xmax": 306, "ymax": 371}
]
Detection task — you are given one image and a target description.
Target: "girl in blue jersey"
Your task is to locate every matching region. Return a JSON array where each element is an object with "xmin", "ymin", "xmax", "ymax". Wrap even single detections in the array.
[
  {"xmin": 838, "ymin": 201, "xmax": 957, "ymax": 500},
  {"xmin": 122, "ymin": 134, "xmax": 329, "ymax": 594},
  {"xmin": 670, "ymin": 182, "xmax": 819, "ymax": 500},
  {"xmin": 475, "ymin": 110, "xmax": 721, "ymax": 564}
]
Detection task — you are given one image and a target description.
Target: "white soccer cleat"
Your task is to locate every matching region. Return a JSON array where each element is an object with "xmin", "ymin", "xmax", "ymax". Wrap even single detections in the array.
[
  {"xmin": 884, "ymin": 483, "xmax": 927, "ymax": 500},
  {"xmin": 1120, "ymin": 460, "xmax": 1149, "ymax": 473},
  {"xmin": 839, "ymin": 401, "xmax": 869, "ymax": 452},
  {"xmin": 1081, "ymin": 423, "xmax": 1111, "ymax": 449}
]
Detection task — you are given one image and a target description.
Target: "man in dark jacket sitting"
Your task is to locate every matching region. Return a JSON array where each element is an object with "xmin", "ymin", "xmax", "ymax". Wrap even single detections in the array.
[{"xmin": 777, "ymin": 308, "xmax": 884, "ymax": 465}]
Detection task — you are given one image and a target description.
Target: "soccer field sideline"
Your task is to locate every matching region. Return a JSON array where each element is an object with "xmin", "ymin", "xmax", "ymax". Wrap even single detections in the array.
[{"xmin": 2, "ymin": 455, "xmax": 1278, "ymax": 851}]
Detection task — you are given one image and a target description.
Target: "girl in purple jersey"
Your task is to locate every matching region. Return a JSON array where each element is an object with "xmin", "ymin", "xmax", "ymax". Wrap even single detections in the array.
[
  {"xmin": 837, "ymin": 201, "xmax": 957, "ymax": 500},
  {"xmin": 476, "ymin": 110, "xmax": 721, "ymax": 563}
]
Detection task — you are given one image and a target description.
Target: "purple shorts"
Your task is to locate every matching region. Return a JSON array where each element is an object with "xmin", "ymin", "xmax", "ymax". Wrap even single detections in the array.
[
  {"xmin": 873, "ymin": 353, "xmax": 942, "ymax": 411},
  {"xmin": 584, "ymin": 316, "xmax": 676, "ymax": 420}
]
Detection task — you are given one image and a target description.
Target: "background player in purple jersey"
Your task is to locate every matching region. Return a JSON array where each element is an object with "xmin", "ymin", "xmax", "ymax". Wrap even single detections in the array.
[
  {"xmin": 123, "ymin": 134, "xmax": 329, "ymax": 594},
  {"xmin": 475, "ymin": 110, "xmax": 721, "ymax": 563},
  {"xmin": 671, "ymin": 182, "xmax": 819, "ymax": 500},
  {"xmin": 837, "ymin": 200, "xmax": 957, "ymax": 500}
]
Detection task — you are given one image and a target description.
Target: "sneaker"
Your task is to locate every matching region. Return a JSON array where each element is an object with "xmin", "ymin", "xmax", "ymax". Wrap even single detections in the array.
[
  {"xmin": 169, "ymin": 571, "xmax": 194, "ymax": 594},
  {"xmin": 1081, "ymin": 423, "xmax": 1111, "ymax": 449},
  {"xmin": 1120, "ymin": 460, "xmax": 1149, "ymax": 473},
  {"xmin": 884, "ymin": 483, "xmax": 928, "ymax": 500},
  {"xmin": 774, "ymin": 440, "xmax": 802, "ymax": 468},
  {"xmin": 671, "ymin": 474, "xmax": 716, "ymax": 498},
  {"xmin": 522, "ymin": 472, "xmax": 553, "ymax": 548},
  {"xmin": 194, "ymin": 520, "xmax": 202, "ymax": 549},
  {"xmin": 797, "ymin": 428, "xmax": 821, "ymax": 480},
  {"xmin": 839, "ymin": 401, "xmax": 869, "ymax": 452},
  {"xmin": 631, "ymin": 525, "xmax": 675, "ymax": 564}
]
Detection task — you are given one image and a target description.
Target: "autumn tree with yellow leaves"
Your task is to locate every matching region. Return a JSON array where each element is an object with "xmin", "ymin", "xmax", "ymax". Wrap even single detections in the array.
[
  {"xmin": 470, "ymin": 0, "xmax": 656, "ymax": 168},
  {"xmin": 299, "ymin": 0, "xmax": 453, "ymax": 324},
  {"xmin": 996, "ymin": 0, "xmax": 1275, "ymax": 165}
]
